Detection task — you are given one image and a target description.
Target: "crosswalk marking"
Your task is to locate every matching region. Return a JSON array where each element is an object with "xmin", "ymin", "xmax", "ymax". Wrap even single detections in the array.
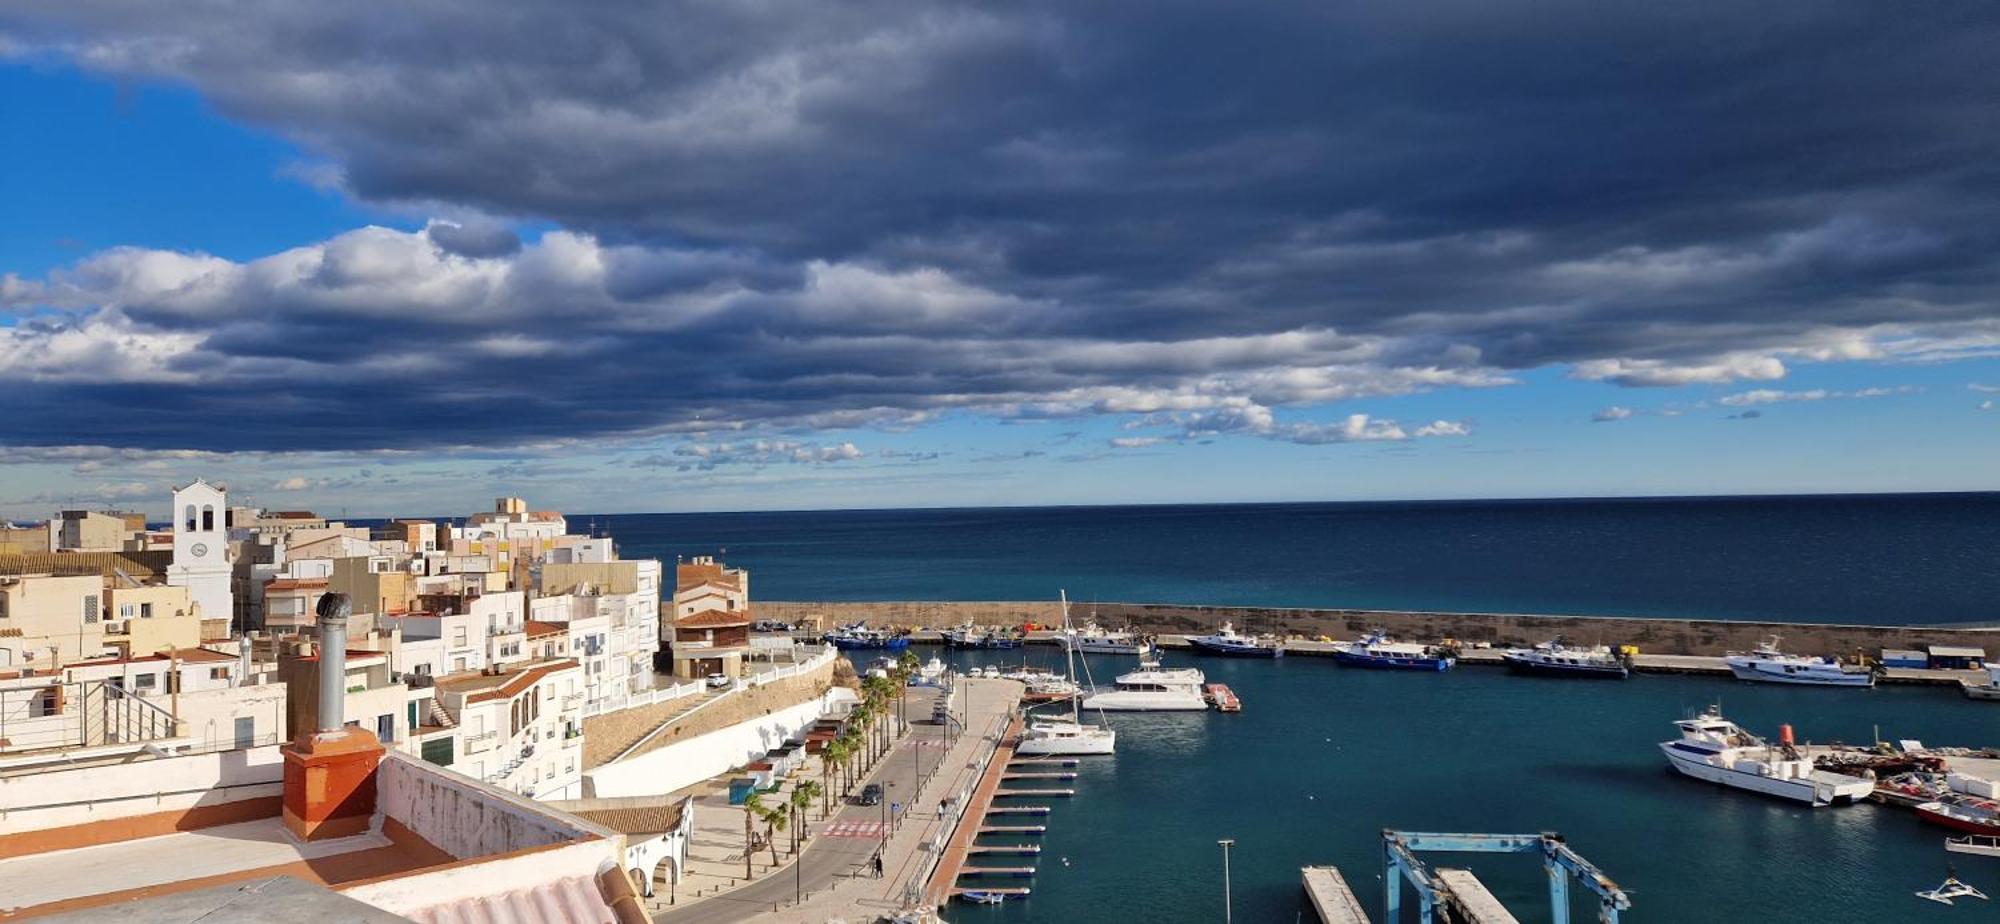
[{"xmin": 819, "ymin": 820, "xmax": 890, "ymax": 838}]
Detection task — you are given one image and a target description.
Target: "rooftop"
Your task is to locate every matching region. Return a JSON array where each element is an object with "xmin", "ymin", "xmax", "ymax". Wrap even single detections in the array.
[
  {"xmin": 433, "ymin": 659, "xmax": 579, "ymax": 704},
  {"xmin": 676, "ymin": 609, "xmax": 751, "ymax": 629}
]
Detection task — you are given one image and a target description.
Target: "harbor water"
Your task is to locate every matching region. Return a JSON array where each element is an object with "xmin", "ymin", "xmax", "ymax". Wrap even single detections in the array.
[
  {"xmin": 924, "ymin": 647, "xmax": 2000, "ymax": 922},
  {"xmin": 594, "ymin": 493, "xmax": 2000, "ymax": 624}
]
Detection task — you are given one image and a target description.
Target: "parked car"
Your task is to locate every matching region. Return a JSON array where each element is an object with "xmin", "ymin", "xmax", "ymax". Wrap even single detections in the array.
[
  {"xmin": 752, "ymin": 619, "xmax": 792, "ymax": 632},
  {"xmin": 706, "ymin": 674, "xmax": 733, "ymax": 689},
  {"xmin": 856, "ymin": 783, "xmax": 884, "ymax": 806}
]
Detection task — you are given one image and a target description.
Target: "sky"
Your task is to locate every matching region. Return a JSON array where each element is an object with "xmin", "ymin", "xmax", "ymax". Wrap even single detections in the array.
[{"xmin": 3, "ymin": 1, "xmax": 2000, "ymax": 520}]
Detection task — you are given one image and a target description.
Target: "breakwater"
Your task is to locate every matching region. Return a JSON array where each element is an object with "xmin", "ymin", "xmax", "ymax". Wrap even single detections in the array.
[{"xmin": 758, "ymin": 601, "xmax": 1999, "ymax": 658}]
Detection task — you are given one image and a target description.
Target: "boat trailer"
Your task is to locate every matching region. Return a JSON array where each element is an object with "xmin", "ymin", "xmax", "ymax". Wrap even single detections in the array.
[{"xmin": 1382, "ymin": 830, "xmax": 1632, "ymax": 924}]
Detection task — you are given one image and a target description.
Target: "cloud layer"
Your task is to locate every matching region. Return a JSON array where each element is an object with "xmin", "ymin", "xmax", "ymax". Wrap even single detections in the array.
[{"xmin": 5, "ymin": 1, "xmax": 2000, "ymax": 452}]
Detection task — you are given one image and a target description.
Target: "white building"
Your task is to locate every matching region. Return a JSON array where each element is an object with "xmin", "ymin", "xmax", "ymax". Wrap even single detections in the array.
[{"xmin": 167, "ymin": 480, "xmax": 233, "ymax": 627}]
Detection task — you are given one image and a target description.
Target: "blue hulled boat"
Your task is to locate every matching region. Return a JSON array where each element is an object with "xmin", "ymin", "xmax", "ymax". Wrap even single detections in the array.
[
  {"xmin": 823, "ymin": 623, "xmax": 911, "ymax": 652},
  {"xmin": 1330, "ymin": 632, "xmax": 1453, "ymax": 671}
]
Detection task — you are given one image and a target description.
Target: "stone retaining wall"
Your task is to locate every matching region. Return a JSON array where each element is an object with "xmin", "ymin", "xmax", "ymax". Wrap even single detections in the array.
[
  {"xmin": 757, "ymin": 600, "xmax": 1999, "ymax": 658},
  {"xmin": 582, "ymin": 659, "xmax": 835, "ymax": 768}
]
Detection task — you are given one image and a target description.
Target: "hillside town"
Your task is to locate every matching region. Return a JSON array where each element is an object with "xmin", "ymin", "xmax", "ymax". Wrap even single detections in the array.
[{"xmin": 0, "ymin": 482, "xmax": 920, "ymax": 923}]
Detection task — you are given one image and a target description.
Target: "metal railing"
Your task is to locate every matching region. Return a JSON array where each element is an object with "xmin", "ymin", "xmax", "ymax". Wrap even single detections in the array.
[{"xmin": 0, "ymin": 680, "xmax": 186, "ymax": 755}]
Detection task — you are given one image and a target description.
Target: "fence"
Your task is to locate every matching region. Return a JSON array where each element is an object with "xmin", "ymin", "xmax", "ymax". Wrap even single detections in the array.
[{"xmin": 0, "ymin": 679, "xmax": 184, "ymax": 754}]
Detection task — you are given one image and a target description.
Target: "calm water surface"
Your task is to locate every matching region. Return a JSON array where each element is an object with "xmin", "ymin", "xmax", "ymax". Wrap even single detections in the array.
[
  {"xmin": 586, "ymin": 494, "xmax": 2000, "ymax": 624},
  {"xmin": 917, "ymin": 648, "xmax": 2000, "ymax": 923}
]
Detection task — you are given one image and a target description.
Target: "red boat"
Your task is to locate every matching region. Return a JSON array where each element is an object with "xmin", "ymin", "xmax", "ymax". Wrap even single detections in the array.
[{"xmin": 1916, "ymin": 801, "xmax": 2000, "ymax": 835}]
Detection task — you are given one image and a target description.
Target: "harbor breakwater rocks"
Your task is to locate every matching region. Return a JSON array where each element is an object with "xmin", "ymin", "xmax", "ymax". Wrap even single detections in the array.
[{"xmin": 757, "ymin": 600, "xmax": 1998, "ymax": 658}]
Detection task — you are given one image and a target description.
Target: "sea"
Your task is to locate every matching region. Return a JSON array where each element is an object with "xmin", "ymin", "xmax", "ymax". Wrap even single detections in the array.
[
  {"xmin": 580, "ymin": 494, "xmax": 2000, "ymax": 921},
  {"xmin": 589, "ymin": 493, "xmax": 2000, "ymax": 625}
]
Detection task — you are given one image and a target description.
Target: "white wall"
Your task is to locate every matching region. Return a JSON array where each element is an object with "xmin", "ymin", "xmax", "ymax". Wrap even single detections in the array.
[
  {"xmin": 583, "ymin": 687, "xmax": 856, "ymax": 798},
  {"xmin": 376, "ymin": 751, "xmax": 609, "ymax": 858},
  {"xmin": 0, "ymin": 744, "xmax": 284, "ymax": 834}
]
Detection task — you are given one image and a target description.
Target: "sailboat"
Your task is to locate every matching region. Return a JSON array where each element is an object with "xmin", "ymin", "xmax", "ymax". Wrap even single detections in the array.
[{"xmin": 1016, "ymin": 590, "xmax": 1117, "ymax": 756}]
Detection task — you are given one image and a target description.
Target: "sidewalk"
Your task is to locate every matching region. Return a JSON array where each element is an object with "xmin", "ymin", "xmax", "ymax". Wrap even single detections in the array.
[{"xmin": 653, "ymin": 678, "xmax": 1022, "ymax": 923}]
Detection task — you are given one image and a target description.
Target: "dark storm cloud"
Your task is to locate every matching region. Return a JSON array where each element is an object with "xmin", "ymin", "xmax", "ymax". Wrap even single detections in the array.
[{"xmin": 3, "ymin": 0, "xmax": 2000, "ymax": 450}]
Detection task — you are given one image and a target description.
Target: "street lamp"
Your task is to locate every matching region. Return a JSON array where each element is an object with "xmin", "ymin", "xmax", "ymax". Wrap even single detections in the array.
[{"xmin": 1218, "ymin": 838, "xmax": 1236, "ymax": 924}]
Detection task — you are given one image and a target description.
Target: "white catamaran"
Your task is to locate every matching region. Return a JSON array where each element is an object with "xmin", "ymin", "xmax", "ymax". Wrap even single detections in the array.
[{"xmin": 1016, "ymin": 590, "xmax": 1118, "ymax": 756}]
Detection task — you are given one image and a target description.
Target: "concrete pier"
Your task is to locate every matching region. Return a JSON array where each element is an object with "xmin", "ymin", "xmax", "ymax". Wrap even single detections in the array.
[
  {"xmin": 1434, "ymin": 869, "xmax": 1521, "ymax": 924},
  {"xmin": 1302, "ymin": 866, "xmax": 1372, "ymax": 924}
]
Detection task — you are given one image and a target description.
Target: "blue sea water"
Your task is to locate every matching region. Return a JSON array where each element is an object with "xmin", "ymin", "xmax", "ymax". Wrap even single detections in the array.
[
  {"xmin": 589, "ymin": 493, "xmax": 2000, "ymax": 625},
  {"xmin": 923, "ymin": 648, "xmax": 2000, "ymax": 924}
]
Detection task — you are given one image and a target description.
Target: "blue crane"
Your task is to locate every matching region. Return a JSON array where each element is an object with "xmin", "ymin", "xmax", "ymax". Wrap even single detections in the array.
[{"xmin": 1382, "ymin": 829, "xmax": 1631, "ymax": 924}]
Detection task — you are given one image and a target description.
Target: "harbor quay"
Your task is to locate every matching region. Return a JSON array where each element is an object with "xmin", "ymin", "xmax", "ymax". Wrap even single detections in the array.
[{"xmin": 760, "ymin": 599, "xmax": 2000, "ymax": 662}]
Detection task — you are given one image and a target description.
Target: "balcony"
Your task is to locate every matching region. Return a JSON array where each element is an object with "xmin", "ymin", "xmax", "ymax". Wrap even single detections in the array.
[{"xmin": 464, "ymin": 730, "xmax": 498, "ymax": 754}]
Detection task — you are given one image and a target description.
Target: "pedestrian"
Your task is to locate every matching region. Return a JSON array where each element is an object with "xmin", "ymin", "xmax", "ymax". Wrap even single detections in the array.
[{"xmin": 873, "ymin": 853, "xmax": 884, "ymax": 879}]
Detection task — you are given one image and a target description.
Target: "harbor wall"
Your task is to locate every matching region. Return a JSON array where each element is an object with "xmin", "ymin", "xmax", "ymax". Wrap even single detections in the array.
[{"xmin": 757, "ymin": 601, "xmax": 2000, "ymax": 658}]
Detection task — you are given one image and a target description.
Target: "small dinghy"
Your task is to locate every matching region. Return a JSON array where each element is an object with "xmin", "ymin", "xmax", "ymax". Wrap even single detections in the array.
[
  {"xmin": 1916, "ymin": 874, "xmax": 1989, "ymax": 905},
  {"xmin": 959, "ymin": 890, "xmax": 1017, "ymax": 904}
]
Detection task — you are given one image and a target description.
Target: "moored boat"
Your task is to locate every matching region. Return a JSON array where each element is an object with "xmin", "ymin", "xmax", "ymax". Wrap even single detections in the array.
[
  {"xmin": 1016, "ymin": 590, "xmax": 1118, "ymax": 755},
  {"xmin": 1658, "ymin": 707, "xmax": 1873, "ymax": 806},
  {"xmin": 943, "ymin": 621, "xmax": 1026, "ymax": 650},
  {"xmin": 1331, "ymin": 632, "xmax": 1453, "ymax": 671},
  {"xmin": 1502, "ymin": 638, "xmax": 1629, "ymax": 679},
  {"xmin": 1961, "ymin": 666, "xmax": 2000, "ymax": 701},
  {"xmin": 1188, "ymin": 622, "xmax": 1284, "ymax": 658},
  {"xmin": 1946, "ymin": 834, "xmax": 2000, "ymax": 858},
  {"xmin": 1079, "ymin": 659, "xmax": 1209, "ymax": 711},
  {"xmin": 1917, "ymin": 800, "xmax": 2000, "ymax": 835},
  {"xmin": 823, "ymin": 623, "xmax": 911, "ymax": 652},
  {"xmin": 1723, "ymin": 636, "xmax": 1874, "ymax": 687},
  {"xmin": 1063, "ymin": 621, "xmax": 1154, "ymax": 656}
]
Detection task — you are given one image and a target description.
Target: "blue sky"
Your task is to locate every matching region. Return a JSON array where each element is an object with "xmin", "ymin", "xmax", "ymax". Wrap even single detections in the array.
[{"xmin": 3, "ymin": 3, "xmax": 1999, "ymax": 519}]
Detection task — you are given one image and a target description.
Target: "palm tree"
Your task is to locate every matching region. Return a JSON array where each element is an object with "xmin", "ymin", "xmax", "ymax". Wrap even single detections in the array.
[
  {"xmin": 817, "ymin": 746, "xmax": 843, "ymax": 818},
  {"xmin": 790, "ymin": 782, "xmax": 819, "ymax": 853},
  {"xmin": 760, "ymin": 800, "xmax": 787, "ymax": 868},
  {"xmin": 741, "ymin": 791, "xmax": 765, "ymax": 880}
]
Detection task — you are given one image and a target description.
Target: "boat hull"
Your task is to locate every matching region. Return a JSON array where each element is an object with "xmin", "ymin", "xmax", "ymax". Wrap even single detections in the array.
[
  {"xmin": 1962, "ymin": 682, "xmax": 2000, "ymax": 701},
  {"xmin": 1502, "ymin": 655, "xmax": 1628, "ymax": 679},
  {"xmin": 1077, "ymin": 693, "xmax": 1209, "ymax": 712},
  {"xmin": 1659, "ymin": 745, "xmax": 1865, "ymax": 806},
  {"xmin": 1726, "ymin": 662, "xmax": 1873, "ymax": 687},
  {"xmin": 1332, "ymin": 650, "xmax": 1452, "ymax": 671},
  {"xmin": 1188, "ymin": 639, "xmax": 1283, "ymax": 658},
  {"xmin": 1918, "ymin": 804, "xmax": 2000, "ymax": 835},
  {"xmin": 829, "ymin": 637, "xmax": 910, "ymax": 652},
  {"xmin": 1066, "ymin": 639, "xmax": 1151, "ymax": 655},
  {"xmin": 1015, "ymin": 729, "xmax": 1117, "ymax": 756}
]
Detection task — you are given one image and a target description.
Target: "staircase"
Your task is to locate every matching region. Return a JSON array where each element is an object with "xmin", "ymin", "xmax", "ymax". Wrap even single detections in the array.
[{"xmin": 425, "ymin": 698, "xmax": 457, "ymax": 729}]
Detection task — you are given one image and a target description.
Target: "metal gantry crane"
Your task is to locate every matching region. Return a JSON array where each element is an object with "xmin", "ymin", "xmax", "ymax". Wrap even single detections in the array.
[{"xmin": 1382, "ymin": 829, "xmax": 1632, "ymax": 924}]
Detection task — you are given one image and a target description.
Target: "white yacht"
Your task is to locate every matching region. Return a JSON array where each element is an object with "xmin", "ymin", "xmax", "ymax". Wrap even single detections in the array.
[
  {"xmin": 1659, "ymin": 707, "xmax": 1874, "ymax": 806},
  {"xmin": 1724, "ymin": 637, "xmax": 1875, "ymax": 687},
  {"xmin": 1063, "ymin": 621, "xmax": 1154, "ymax": 656},
  {"xmin": 1017, "ymin": 590, "xmax": 1118, "ymax": 756},
  {"xmin": 1079, "ymin": 659, "xmax": 1209, "ymax": 711}
]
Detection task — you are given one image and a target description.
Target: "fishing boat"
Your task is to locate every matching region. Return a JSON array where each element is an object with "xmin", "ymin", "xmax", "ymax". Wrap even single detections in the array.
[
  {"xmin": 1659, "ymin": 707, "xmax": 1873, "ymax": 806},
  {"xmin": 959, "ymin": 890, "xmax": 1020, "ymax": 904},
  {"xmin": 1917, "ymin": 801, "xmax": 2000, "ymax": 835},
  {"xmin": 1062, "ymin": 621, "xmax": 1154, "ymax": 656},
  {"xmin": 1723, "ymin": 636, "xmax": 1874, "ymax": 687},
  {"xmin": 1501, "ymin": 638, "xmax": 1629, "ymax": 679},
  {"xmin": 822, "ymin": 623, "xmax": 910, "ymax": 652},
  {"xmin": 1331, "ymin": 632, "xmax": 1453, "ymax": 671},
  {"xmin": 1947, "ymin": 835, "xmax": 2000, "ymax": 858},
  {"xmin": 1079, "ymin": 658, "xmax": 1209, "ymax": 711},
  {"xmin": 1961, "ymin": 666, "xmax": 2000, "ymax": 701},
  {"xmin": 1916, "ymin": 876, "xmax": 1989, "ymax": 905},
  {"xmin": 942, "ymin": 621, "xmax": 1025, "ymax": 650},
  {"xmin": 1016, "ymin": 591, "xmax": 1117, "ymax": 756},
  {"xmin": 1188, "ymin": 622, "xmax": 1284, "ymax": 658}
]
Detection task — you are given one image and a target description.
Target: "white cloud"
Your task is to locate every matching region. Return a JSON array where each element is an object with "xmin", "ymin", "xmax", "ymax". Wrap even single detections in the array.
[
  {"xmin": 1592, "ymin": 406, "xmax": 1634, "ymax": 423},
  {"xmin": 274, "ymin": 476, "xmax": 311, "ymax": 491},
  {"xmin": 1571, "ymin": 354, "xmax": 1787, "ymax": 388},
  {"xmin": 1717, "ymin": 385, "xmax": 1917, "ymax": 407}
]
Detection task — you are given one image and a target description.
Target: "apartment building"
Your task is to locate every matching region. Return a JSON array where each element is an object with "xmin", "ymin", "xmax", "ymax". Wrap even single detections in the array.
[{"xmin": 431, "ymin": 658, "xmax": 586, "ymax": 800}]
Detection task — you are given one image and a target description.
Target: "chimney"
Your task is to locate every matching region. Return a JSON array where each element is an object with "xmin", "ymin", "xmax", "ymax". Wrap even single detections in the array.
[
  {"xmin": 237, "ymin": 634, "xmax": 251, "ymax": 683},
  {"xmin": 281, "ymin": 592, "xmax": 384, "ymax": 842}
]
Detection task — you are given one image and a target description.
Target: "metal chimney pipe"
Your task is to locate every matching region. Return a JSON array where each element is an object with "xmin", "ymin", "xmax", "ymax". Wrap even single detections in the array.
[
  {"xmin": 315, "ymin": 593, "xmax": 352, "ymax": 732},
  {"xmin": 238, "ymin": 634, "xmax": 252, "ymax": 684}
]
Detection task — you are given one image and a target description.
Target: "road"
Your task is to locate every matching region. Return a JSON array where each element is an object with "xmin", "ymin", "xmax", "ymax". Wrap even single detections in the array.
[{"xmin": 655, "ymin": 687, "xmax": 951, "ymax": 924}]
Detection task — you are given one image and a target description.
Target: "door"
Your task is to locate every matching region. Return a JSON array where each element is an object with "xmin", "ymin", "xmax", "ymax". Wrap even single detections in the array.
[
  {"xmin": 233, "ymin": 716, "xmax": 256, "ymax": 749},
  {"xmin": 377, "ymin": 713, "xmax": 396, "ymax": 743}
]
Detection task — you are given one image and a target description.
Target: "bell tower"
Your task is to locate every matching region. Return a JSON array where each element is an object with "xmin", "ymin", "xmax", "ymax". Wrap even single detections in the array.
[{"xmin": 167, "ymin": 479, "xmax": 233, "ymax": 625}]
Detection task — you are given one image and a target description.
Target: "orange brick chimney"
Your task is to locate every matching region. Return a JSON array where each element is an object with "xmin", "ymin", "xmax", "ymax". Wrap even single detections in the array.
[{"xmin": 281, "ymin": 592, "xmax": 384, "ymax": 841}]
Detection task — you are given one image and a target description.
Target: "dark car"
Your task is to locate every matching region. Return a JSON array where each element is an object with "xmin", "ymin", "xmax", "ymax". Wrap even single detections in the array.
[{"xmin": 856, "ymin": 783, "xmax": 884, "ymax": 806}]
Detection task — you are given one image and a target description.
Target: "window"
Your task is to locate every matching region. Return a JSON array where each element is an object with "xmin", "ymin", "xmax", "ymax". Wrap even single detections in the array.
[
  {"xmin": 453, "ymin": 657, "xmax": 468, "ymax": 672},
  {"xmin": 83, "ymin": 594, "xmax": 99, "ymax": 624},
  {"xmin": 135, "ymin": 673, "xmax": 157, "ymax": 690},
  {"xmin": 201, "ymin": 505, "xmax": 214, "ymax": 532},
  {"xmin": 185, "ymin": 505, "xmax": 197, "ymax": 532},
  {"xmin": 210, "ymin": 667, "xmax": 228, "ymax": 680},
  {"xmin": 119, "ymin": 603, "xmax": 135, "ymax": 620},
  {"xmin": 453, "ymin": 627, "xmax": 468, "ymax": 647},
  {"xmin": 140, "ymin": 602, "xmax": 152, "ymax": 619}
]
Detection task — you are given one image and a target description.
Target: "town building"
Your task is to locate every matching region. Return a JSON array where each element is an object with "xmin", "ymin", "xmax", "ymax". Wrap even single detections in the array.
[{"xmin": 166, "ymin": 479, "xmax": 234, "ymax": 630}]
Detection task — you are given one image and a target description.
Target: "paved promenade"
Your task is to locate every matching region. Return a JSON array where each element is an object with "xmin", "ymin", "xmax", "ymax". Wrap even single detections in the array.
[{"xmin": 653, "ymin": 677, "xmax": 1020, "ymax": 924}]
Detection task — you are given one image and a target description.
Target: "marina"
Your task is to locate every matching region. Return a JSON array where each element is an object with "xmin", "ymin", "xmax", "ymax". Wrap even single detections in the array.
[{"xmin": 911, "ymin": 645, "xmax": 2000, "ymax": 922}]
